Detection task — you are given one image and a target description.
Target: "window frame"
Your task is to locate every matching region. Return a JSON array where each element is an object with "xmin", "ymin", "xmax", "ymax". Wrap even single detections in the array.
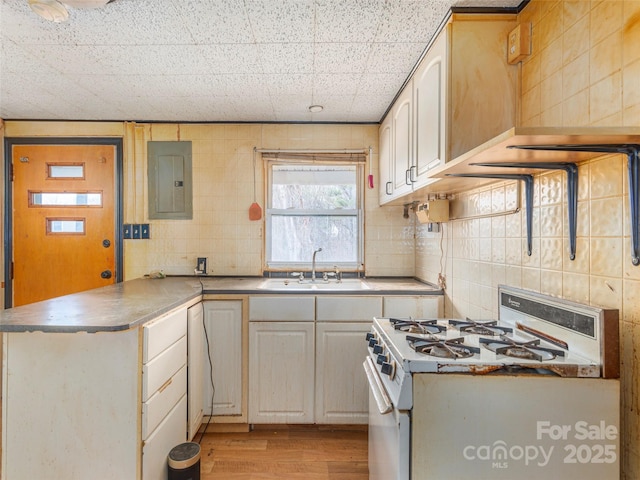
[{"xmin": 265, "ymin": 159, "xmax": 365, "ymax": 272}]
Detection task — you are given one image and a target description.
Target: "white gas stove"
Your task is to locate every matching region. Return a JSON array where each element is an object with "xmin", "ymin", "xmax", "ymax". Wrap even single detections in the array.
[{"xmin": 364, "ymin": 285, "xmax": 620, "ymax": 480}]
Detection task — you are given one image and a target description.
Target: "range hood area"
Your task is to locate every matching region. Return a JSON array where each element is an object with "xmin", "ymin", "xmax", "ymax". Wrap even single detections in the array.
[{"xmin": 403, "ymin": 126, "xmax": 640, "ymax": 266}]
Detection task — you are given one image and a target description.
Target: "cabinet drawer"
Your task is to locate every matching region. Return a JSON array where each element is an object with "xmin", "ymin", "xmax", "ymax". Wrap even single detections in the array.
[
  {"xmin": 143, "ymin": 307, "xmax": 187, "ymax": 363},
  {"xmin": 143, "ymin": 336, "xmax": 187, "ymax": 402},
  {"xmin": 142, "ymin": 364, "xmax": 187, "ymax": 440},
  {"xmin": 142, "ymin": 394, "xmax": 187, "ymax": 480},
  {"xmin": 383, "ymin": 296, "xmax": 443, "ymax": 318},
  {"xmin": 249, "ymin": 296, "xmax": 314, "ymax": 321},
  {"xmin": 316, "ymin": 296, "xmax": 382, "ymax": 322}
]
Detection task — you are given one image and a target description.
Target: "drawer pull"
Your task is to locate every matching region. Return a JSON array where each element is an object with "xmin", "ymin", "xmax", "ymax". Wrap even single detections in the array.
[{"xmin": 158, "ymin": 377, "xmax": 173, "ymax": 393}]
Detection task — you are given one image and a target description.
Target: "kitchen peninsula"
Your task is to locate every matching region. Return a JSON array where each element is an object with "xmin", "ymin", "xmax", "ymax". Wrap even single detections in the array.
[{"xmin": 0, "ymin": 276, "xmax": 441, "ymax": 480}]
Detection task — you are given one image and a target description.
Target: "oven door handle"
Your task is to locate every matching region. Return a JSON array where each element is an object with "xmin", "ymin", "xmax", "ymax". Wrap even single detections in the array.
[{"xmin": 364, "ymin": 357, "xmax": 393, "ymax": 415}]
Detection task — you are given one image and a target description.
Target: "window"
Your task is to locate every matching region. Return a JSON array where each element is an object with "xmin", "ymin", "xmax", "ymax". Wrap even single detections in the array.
[
  {"xmin": 29, "ymin": 191, "xmax": 103, "ymax": 207},
  {"xmin": 266, "ymin": 162, "xmax": 363, "ymax": 270}
]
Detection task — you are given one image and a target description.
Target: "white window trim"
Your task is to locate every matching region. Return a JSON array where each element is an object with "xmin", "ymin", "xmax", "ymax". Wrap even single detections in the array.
[{"xmin": 265, "ymin": 160, "xmax": 365, "ymax": 272}]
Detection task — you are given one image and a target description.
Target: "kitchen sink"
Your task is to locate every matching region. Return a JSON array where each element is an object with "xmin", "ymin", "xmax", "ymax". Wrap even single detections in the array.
[{"xmin": 258, "ymin": 278, "xmax": 370, "ymax": 291}]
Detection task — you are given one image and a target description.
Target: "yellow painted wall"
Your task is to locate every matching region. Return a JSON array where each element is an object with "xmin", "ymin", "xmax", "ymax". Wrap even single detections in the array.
[{"xmin": 1, "ymin": 121, "xmax": 414, "ymax": 280}]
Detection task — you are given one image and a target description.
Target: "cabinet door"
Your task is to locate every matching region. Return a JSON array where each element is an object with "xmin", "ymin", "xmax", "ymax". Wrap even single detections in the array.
[
  {"xmin": 203, "ymin": 301, "xmax": 243, "ymax": 416},
  {"xmin": 187, "ymin": 302, "xmax": 204, "ymax": 440},
  {"xmin": 249, "ymin": 322, "xmax": 315, "ymax": 423},
  {"xmin": 378, "ymin": 115, "xmax": 393, "ymax": 205},
  {"xmin": 392, "ymin": 85, "xmax": 413, "ymax": 196},
  {"xmin": 315, "ymin": 322, "xmax": 371, "ymax": 424},
  {"xmin": 414, "ymin": 30, "xmax": 447, "ymax": 185}
]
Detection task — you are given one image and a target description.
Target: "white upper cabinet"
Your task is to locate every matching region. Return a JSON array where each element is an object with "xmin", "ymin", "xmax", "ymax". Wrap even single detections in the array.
[
  {"xmin": 378, "ymin": 14, "xmax": 517, "ymax": 205},
  {"xmin": 413, "ymin": 29, "xmax": 447, "ymax": 189},
  {"xmin": 391, "ymin": 85, "xmax": 414, "ymax": 199},
  {"xmin": 378, "ymin": 114, "xmax": 393, "ymax": 204}
]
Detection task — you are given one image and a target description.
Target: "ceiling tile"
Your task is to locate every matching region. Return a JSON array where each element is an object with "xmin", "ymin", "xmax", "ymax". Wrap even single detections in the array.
[
  {"xmin": 314, "ymin": 0, "xmax": 385, "ymax": 43},
  {"xmin": 174, "ymin": 0, "xmax": 254, "ymax": 44},
  {"xmin": 258, "ymin": 43, "xmax": 314, "ymax": 73},
  {"xmin": 0, "ymin": 0, "xmax": 526, "ymax": 122},
  {"xmin": 314, "ymin": 42, "xmax": 371, "ymax": 74},
  {"xmin": 314, "ymin": 73, "xmax": 362, "ymax": 96},
  {"xmin": 365, "ymin": 42, "xmax": 426, "ymax": 74},
  {"xmin": 246, "ymin": 0, "xmax": 315, "ymax": 43}
]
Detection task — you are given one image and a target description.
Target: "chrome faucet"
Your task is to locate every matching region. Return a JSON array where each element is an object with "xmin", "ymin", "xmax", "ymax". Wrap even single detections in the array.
[{"xmin": 311, "ymin": 247, "xmax": 323, "ymax": 281}]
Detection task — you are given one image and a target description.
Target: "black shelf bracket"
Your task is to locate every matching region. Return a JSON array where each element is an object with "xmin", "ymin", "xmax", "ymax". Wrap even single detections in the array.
[
  {"xmin": 503, "ymin": 144, "xmax": 640, "ymax": 266},
  {"xmin": 445, "ymin": 173, "xmax": 534, "ymax": 256},
  {"xmin": 471, "ymin": 160, "xmax": 579, "ymax": 261}
]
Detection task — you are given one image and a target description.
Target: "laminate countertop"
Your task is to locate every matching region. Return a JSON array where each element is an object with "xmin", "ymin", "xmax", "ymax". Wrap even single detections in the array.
[{"xmin": 0, "ymin": 276, "xmax": 441, "ymax": 333}]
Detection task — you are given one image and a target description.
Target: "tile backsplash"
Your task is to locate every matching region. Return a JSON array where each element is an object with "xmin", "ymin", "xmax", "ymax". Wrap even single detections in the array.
[
  {"xmin": 121, "ymin": 122, "xmax": 414, "ymax": 279},
  {"xmin": 416, "ymin": 1, "xmax": 640, "ymax": 478}
]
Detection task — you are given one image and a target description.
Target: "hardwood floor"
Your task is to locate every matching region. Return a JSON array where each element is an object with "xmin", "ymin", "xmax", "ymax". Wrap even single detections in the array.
[{"xmin": 198, "ymin": 425, "xmax": 368, "ymax": 479}]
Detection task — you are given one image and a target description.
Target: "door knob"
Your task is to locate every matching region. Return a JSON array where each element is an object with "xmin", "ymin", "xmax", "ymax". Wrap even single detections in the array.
[{"xmin": 101, "ymin": 270, "xmax": 112, "ymax": 279}]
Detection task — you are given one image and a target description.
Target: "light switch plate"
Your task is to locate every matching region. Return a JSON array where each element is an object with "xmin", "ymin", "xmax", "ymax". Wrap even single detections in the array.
[
  {"xmin": 508, "ymin": 22, "xmax": 531, "ymax": 64},
  {"xmin": 123, "ymin": 224, "xmax": 132, "ymax": 239}
]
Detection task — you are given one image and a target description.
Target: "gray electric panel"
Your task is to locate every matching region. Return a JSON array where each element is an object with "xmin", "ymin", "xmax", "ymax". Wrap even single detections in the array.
[{"xmin": 148, "ymin": 141, "xmax": 193, "ymax": 219}]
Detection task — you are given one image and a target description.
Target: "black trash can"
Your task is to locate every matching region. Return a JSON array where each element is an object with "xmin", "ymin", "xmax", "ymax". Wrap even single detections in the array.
[{"xmin": 167, "ymin": 442, "xmax": 201, "ymax": 480}]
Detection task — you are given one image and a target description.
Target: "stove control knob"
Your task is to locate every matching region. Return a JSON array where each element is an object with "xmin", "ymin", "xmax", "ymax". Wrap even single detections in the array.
[
  {"xmin": 368, "ymin": 338, "xmax": 378, "ymax": 348},
  {"xmin": 381, "ymin": 361, "xmax": 396, "ymax": 380},
  {"xmin": 373, "ymin": 344, "xmax": 384, "ymax": 355},
  {"xmin": 365, "ymin": 332, "xmax": 375, "ymax": 341},
  {"xmin": 376, "ymin": 354, "xmax": 388, "ymax": 365}
]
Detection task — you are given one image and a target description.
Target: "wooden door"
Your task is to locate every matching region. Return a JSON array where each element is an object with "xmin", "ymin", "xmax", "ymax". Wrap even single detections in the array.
[{"xmin": 12, "ymin": 144, "xmax": 116, "ymax": 306}]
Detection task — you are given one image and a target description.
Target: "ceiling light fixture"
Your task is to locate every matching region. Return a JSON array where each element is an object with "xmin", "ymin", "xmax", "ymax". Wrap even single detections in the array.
[
  {"xmin": 28, "ymin": 0, "xmax": 69, "ymax": 22},
  {"xmin": 308, "ymin": 105, "xmax": 324, "ymax": 113}
]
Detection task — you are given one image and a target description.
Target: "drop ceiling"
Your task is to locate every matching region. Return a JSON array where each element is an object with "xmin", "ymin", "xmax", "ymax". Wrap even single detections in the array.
[{"xmin": 0, "ymin": 0, "xmax": 524, "ymax": 123}]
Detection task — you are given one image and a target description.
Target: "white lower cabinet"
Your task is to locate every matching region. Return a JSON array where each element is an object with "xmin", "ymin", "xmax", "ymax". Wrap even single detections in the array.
[
  {"xmin": 249, "ymin": 295, "xmax": 381, "ymax": 425},
  {"xmin": 203, "ymin": 300, "xmax": 243, "ymax": 416},
  {"xmin": 249, "ymin": 321, "xmax": 315, "ymax": 423},
  {"xmin": 141, "ymin": 306, "xmax": 189, "ymax": 480},
  {"xmin": 315, "ymin": 322, "xmax": 372, "ymax": 424},
  {"xmin": 143, "ymin": 395, "xmax": 188, "ymax": 480},
  {"xmin": 1, "ymin": 302, "xmax": 194, "ymax": 480},
  {"xmin": 187, "ymin": 302, "xmax": 204, "ymax": 440}
]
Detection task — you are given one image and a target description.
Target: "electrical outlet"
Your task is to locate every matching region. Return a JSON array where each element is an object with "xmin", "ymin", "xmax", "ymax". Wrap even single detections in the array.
[{"xmin": 508, "ymin": 23, "xmax": 531, "ymax": 64}]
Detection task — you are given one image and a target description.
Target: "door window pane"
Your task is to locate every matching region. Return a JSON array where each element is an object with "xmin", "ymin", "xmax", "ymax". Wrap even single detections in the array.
[
  {"xmin": 30, "ymin": 191, "xmax": 102, "ymax": 207},
  {"xmin": 48, "ymin": 164, "xmax": 84, "ymax": 179},
  {"xmin": 46, "ymin": 218, "xmax": 85, "ymax": 234}
]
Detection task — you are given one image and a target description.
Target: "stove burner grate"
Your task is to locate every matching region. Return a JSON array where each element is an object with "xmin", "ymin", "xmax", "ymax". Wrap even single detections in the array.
[
  {"xmin": 391, "ymin": 318, "xmax": 446, "ymax": 335},
  {"xmin": 449, "ymin": 319, "xmax": 513, "ymax": 336},
  {"xmin": 480, "ymin": 335, "xmax": 566, "ymax": 362},
  {"xmin": 406, "ymin": 335, "xmax": 481, "ymax": 359}
]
